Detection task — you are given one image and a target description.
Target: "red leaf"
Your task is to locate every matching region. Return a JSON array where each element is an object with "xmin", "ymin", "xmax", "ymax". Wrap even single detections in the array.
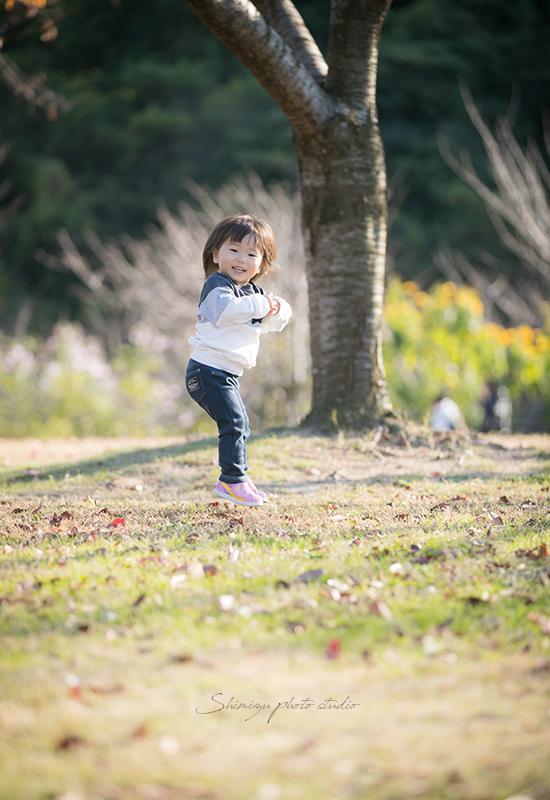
[
  {"xmin": 109, "ymin": 518, "xmax": 125, "ymax": 527},
  {"xmin": 326, "ymin": 639, "xmax": 341, "ymax": 659},
  {"xmin": 515, "ymin": 543, "xmax": 548, "ymax": 560}
]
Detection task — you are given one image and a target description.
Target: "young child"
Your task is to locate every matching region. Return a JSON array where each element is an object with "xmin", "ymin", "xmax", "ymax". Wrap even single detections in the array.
[{"xmin": 186, "ymin": 214, "xmax": 292, "ymax": 506}]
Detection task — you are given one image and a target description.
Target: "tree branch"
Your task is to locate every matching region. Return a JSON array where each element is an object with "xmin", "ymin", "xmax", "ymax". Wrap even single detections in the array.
[
  {"xmin": 439, "ymin": 84, "xmax": 550, "ymax": 282},
  {"xmin": 183, "ymin": 0, "xmax": 334, "ymax": 134},
  {"xmin": 251, "ymin": 0, "xmax": 327, "ymax": 83}
]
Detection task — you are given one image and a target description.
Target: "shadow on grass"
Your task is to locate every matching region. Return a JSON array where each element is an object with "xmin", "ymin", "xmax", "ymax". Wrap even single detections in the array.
[
  {"xmin": 1, "ymin": 435, "xmax": 220, "ymax": 485},
  {"xmin": 0, "ymin": 428, "xmax": 297, "ymax": 487},
  {"xmin": 2, "ymin": 429, "xmax": 549, "ymax": 493}
]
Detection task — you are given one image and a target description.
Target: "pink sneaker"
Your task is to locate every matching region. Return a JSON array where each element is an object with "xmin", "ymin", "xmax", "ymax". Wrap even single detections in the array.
[
  {"xmin": 248, "ymin": 480, "xmax": 269, "ymax": 503},
  {"xmin": 213, "ymin": 480, "xmax": 264, "ymax": 507}
]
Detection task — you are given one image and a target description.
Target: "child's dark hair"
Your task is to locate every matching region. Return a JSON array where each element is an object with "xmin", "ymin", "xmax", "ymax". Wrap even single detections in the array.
[{"xmin": 202, "ymin": 214, "xmax": 278, "ymax": 280}]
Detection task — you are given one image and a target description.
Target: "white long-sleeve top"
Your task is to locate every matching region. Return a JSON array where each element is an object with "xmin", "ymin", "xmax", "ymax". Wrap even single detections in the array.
[{"xmin": 188, "ymin": 272, "xmax": 292, "ymax": 376}]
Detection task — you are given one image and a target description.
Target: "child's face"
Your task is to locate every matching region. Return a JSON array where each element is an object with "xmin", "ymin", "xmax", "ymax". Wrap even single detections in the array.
[{"xmin": 212, "ymin": 235, "xmax": 263, "ymax": 285}]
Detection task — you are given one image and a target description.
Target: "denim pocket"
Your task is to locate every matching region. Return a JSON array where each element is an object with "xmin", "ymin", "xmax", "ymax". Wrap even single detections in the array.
[{"xmin": 186, "ymin": 368, "xmax": 206, "ymax": 402}]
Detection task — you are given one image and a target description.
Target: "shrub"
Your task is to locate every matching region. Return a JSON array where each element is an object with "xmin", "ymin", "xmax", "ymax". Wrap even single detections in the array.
[
  {"xmin": 0, "ymin": 323, "xmax": 170, "ymax": 437},
  {"xmin": 383, "ymin": 278, "xmax": 550, "ymax": 430}
]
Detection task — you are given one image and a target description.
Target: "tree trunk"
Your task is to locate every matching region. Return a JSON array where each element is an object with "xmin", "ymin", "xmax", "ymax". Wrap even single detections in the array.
[
  {"xmin": 183, "ymin": 0, "xmax": 395, "ymax": 429},
  {"xmin": 295, "ymin": 109, "xmax": 393, "ymax": 426},
  {"xmin": 297, "ymin": 0, "xmax": 394, "ymax": 426}
]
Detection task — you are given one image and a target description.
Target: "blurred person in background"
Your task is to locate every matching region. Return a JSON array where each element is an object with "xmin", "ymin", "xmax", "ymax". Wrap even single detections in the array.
[
  {"xmin": 481, "ymin": 381, "xmax": 512, "ymax": 433},
  {"xmin": 430, "ymin": 395, "xmax": 464, "ymax": 431}
]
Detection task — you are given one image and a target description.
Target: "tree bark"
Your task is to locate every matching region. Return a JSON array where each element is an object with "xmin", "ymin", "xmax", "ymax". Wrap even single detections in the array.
[
  {"xmin": 298, "ymin": 0, "xmax": 393, "ymax": 426},
  {"xmin": 184, "ymin": 0, "xmax": 395, "ymax": 428},
  {"xmin": 295, "ymin": 104, "xmax": 392, "ymax": 426}
]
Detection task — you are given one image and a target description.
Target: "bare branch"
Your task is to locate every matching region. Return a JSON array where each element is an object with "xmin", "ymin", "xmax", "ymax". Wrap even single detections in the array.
[
  {"xmin": 184, "ymin": 0, "xmax": 333, "ymax": 133},
  {"xmin": 0, "ymin": 52, "xmax": 71, "ymax": 118},
  {"xmin": 251, "ymin": 0, "xmax": 327, "ymax": 82},
  {"xmin": 438, "ymin": 84, "xmax": 550, "ymax": 285},
  {"xmin": 435, "ymin": 246, "xmax": 542, "ymax": 328}
]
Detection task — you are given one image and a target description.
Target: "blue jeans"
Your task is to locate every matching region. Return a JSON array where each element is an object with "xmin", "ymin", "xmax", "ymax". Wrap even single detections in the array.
[{"xmin": 185, "ymin": 359, "xmax": 249, "ymax": 484}]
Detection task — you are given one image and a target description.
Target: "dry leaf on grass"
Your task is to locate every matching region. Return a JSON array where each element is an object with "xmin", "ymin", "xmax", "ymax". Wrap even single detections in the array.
[
  {"xmin": 57, "ymin": 734, "xmax": 86, "ymax": 751},
  {"xmin": 527, "ymin": 612, "xmax": 550, "ymax": 635},
  {"xmin": 297, "ymin": 569, "xmax": 324, "ymax": 583},
  {"xmin": 369, "ymin": 600, "xmax": 393, "ymax": 620}
]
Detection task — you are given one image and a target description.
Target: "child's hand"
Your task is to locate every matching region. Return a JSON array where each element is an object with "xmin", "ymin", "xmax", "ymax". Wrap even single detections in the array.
[{"xmin": 265, "ymin": 293, "xmax": 281, "ymax": 317}]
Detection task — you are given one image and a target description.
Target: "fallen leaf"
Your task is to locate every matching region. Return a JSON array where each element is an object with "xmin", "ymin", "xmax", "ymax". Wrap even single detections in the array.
[
  {"xmin": 369, "ymin": 600, "xmax": 393, "ymax": 620},
  {"xmin": 326, "ymin": 639, "xmax": 341, "ymax": 659},
  {"xmin": 57, "ymin": 735, "xmax": 86, "ymax": 751},
  {"xmin": 515, "ymin": 543, "xmax": 548, "ymax": 560},
  {"xmin": 527, "ymin": 612, "xmax": 550, "ymax": 635},
  {"xmin": 109, "ymin": 517, "xmax": 126, "ymax": 527},
  {"xmin": 297, "ymin": 569, "xmax": 325, "ymax": 583},
  {"xmin": 169, "ymin": 653, "xmax": 192, "ymax": 664},
  {"xmin": 132, "ymin": 592, "xmax": 146, "ymax": 608},
  {"xmin": 287, "ymin": 621, "xmax": 306, "ymax": 634},
  {"xmin": 218, "ymin": 594, "xmax": 234, "ymax": 611}
]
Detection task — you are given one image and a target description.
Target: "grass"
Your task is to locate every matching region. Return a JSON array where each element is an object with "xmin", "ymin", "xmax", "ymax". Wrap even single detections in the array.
[{"xmin": 1, "ymin": 429, "xmax": 550, "ymax": 800}]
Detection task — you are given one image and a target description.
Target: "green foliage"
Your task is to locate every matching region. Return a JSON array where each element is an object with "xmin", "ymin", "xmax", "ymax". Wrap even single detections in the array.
[{"xmin": 383, "ymin": 278, "xmax": 550, "ymax": 429}]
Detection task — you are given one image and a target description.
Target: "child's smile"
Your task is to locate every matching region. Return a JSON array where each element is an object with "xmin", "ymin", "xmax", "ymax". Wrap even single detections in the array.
[{"xmin": 213, "ymin": 235, "xmax": 263, "ymax": 285}]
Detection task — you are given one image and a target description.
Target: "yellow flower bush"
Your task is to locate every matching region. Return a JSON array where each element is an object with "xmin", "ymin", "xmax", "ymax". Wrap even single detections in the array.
[{"xmin": 383, "ymin": 278, "xmax": 550, "ymax": 430}]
